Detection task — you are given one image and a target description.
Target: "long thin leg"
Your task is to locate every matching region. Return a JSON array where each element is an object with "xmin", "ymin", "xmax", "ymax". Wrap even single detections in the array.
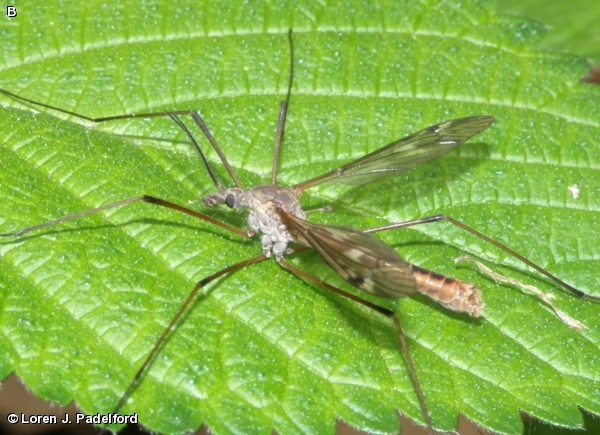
[
  {"xmin": 0, "ymin": 86, "xmax": 194, "ymax": 123},
  {"xmin": 109, "ymin": 253, "xmax": 269, "ymax": 418},
  {"xmin": 0, "ymin": 195, "xmax": 250, "ymax": 239},
  {"xmin": 3, "ymin": 33, "xmax": 297, "ymax": 195},
  {"xmin": 364, "ymin": 215, "xmax": 599, "ymax": 302},
  {"xmin": 276, "ymin": 258, "xmax": 435, "ymax": 435},
  {"xmin": 1, "ymin": 89, "xmax": 245, "ymax": 190},
  {"xmin": 271, "ymin": 29, "xmax": 295, "ymax": 184}
]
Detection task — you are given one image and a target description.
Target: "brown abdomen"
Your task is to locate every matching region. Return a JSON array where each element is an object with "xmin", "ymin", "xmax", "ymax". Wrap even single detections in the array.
[{"xmin": 410, "ymin": 265, "xmax": 484, "ymax": 317}]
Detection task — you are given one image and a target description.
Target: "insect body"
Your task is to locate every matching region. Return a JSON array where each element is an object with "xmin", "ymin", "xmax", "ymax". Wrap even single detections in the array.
[
  {"xmin": 207, "ymin": 183, "xmax": 306, "ymax": 258},
  {"xmin": 196, "ymin": 115, "xmax": 493, "ymax": 319},
  {"xmin": 188, "ymin": 107, "xmax": 492, "ymax": 323}
]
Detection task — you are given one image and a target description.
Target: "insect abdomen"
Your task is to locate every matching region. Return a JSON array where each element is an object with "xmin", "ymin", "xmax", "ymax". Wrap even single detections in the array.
[{"xmin": 410, "ymin": 265, "xmax": 484, "ymax": 317}]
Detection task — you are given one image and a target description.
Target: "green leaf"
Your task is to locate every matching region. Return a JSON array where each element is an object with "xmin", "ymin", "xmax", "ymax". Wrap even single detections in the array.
[
  {"xmin": 1, "ymin": 1, "xmax": 599, "ymax": 435},
  {"xmin": 498, "ymin": 0, "xmax": 600, "ymax": 63}
]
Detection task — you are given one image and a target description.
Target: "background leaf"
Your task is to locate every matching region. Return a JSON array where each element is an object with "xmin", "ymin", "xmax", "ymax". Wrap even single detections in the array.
[
  {"xmin": 1, "ymin": 1, "xmax": 599, "ymax": 435},
  {"xmin": 498, "ymin": 0, "xmax": 600, "ymax": 63}
]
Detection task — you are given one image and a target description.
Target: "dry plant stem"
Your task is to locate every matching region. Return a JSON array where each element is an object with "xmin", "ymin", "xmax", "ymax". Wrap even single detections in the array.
[{"xmin": 455, "ymin": 257, "xmax": 585, "ymax": 331}]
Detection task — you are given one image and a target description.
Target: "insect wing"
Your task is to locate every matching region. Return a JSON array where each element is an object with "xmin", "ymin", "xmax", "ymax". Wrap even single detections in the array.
[
  {"xmin": 293, "ymin": 115, "xmax": 494, "ymax": 192},
  {"xmin": 281, "ymin": 211, "xmax": 417, "ymax": 299}
]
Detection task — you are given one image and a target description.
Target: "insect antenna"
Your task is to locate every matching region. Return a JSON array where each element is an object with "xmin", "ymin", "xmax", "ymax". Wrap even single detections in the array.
[
  {"xmin": 187, "ymin": 111, "xmax": 245, "ymax": 189},
  {"xmin": 165, "ymin": 112, "xmax": 228, "ymax": 191}
]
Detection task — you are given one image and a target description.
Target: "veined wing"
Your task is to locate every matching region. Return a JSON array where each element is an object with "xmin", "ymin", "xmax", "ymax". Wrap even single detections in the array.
[
  {"xmin": 293, "ymin": 116, "xmax": 494, "ymax": 193},
  {"xmin": 280, "ymin": 211, "xmax": 417, "ymax": 299}
]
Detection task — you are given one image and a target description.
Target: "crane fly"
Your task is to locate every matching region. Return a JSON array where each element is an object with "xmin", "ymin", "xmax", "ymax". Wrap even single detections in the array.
[{"xmin": 1, "ymin": 30, "xmax": 597, "ymax": 435}]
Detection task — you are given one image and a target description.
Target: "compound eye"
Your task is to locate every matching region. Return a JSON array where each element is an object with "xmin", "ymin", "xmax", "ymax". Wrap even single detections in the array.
[{"xmin": 225, "ymin": 194, "xmax": 235, "ymax": 208}]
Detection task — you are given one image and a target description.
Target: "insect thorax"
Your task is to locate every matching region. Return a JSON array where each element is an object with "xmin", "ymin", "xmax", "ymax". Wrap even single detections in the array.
[{"xmin": 202, "ymin": 184, "xmax": 306, "ymax": 259}]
